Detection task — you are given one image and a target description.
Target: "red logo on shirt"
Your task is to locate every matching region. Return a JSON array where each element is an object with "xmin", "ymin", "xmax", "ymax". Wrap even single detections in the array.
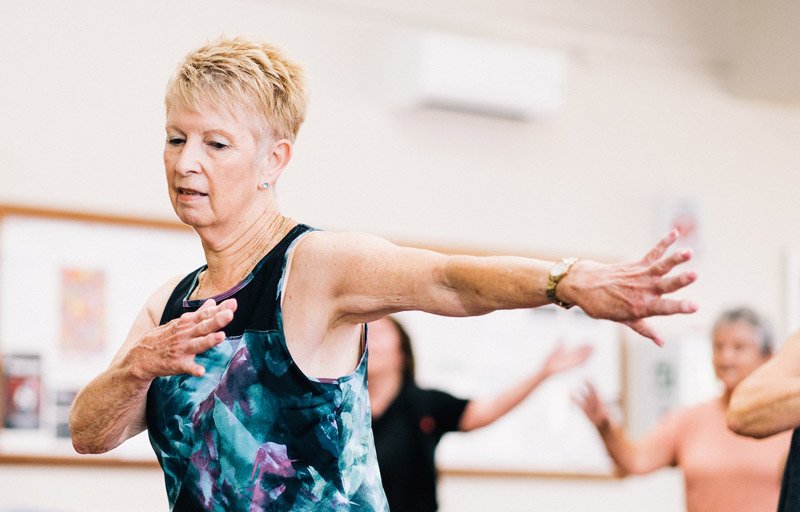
[{"xmin": 419, "ymin": 416, "xmax": 436, "ymax": 434}]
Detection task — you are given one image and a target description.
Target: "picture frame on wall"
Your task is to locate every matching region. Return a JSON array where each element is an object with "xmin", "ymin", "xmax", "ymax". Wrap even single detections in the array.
[
  {"xmin": 786, "ymin": 245, "xmax": 800, "ymax": 338},
  {"xmin": 0, "ymin": 205, "xmax": 201, "ymax": 463}
]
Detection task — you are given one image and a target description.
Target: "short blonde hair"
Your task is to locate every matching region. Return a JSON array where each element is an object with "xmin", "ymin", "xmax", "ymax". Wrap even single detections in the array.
[{"xmin": 165, "ymin": 36, "xmax": 307, "ymax": 142}]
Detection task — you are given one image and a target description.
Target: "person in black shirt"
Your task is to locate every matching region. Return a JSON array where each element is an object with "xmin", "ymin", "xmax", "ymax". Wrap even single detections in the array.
[{"xmin": 368, "ymin": 316, "xmax": 592, "ymax": 512}]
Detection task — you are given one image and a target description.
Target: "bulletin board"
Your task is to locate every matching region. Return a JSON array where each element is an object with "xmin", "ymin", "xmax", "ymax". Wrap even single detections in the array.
[
  {"xmin": 0, "ymin": 205, "xmax": 624, "ymax": 476},
  {"xmin": 0, "ymin": 205, "xmax": 202, "ymax": 465}
]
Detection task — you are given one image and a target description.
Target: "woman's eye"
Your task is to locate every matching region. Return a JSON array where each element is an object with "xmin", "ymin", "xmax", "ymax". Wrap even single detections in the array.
[
  {"xmin": 209, "ymin": 141, "xmax": 228, "ymax": 150},
  {"xmin": 167, "ymin": 137, "xmax": 185, "ymax": 146}
]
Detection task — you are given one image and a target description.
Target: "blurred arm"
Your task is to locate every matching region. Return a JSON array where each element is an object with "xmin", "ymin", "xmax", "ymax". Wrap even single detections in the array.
[
  {"xmin": 728, "ymin": 331, "xmax": 800, "ymax": 438},
  {"xmin": 575, "ymin": 382, "xmax": 678, "ymax": 475},
  {"xmin": 459, "ymin": 344, "xmax": 593, "ymax": 431}
]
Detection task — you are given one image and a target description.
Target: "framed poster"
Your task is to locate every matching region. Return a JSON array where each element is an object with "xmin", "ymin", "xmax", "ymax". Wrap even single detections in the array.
[
  {"xmin": 0, "ymin": 205, "xmax": 201, "ymax": 464},
  {"xmin": 786, "ymin": 245, "xmax": 800, "ymax": 338}
]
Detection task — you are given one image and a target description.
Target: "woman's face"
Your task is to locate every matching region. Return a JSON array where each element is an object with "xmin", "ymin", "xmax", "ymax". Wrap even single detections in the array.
[
  {"xmin": 712, "ymin": 320, "xmax": 768, "ymax": 392},
  {"xmin": 367, "ymin": 318, "xmax": 405, "ymax": 380},
  {"xmin": 164, "ymin": 103, "xmax": 265, "ymax": 230}
]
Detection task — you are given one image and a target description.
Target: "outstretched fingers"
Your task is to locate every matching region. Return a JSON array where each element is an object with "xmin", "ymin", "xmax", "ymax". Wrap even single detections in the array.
[
  {"xmin": 650, "ymin": 248, "xmax": 692, "ymax": 277},
  {"xmin": 158, "ymin": 299, "xmax": 238, "ymax": 377},
  {"xmin": 571, "ymin": 381, "xmax": 600, "ymax": 415},
  {"xmin": 648, "ymin": 297, "xmax": 699, "ymax": 317},
  {"xmin": 195, "ymin": 309, "xmax": 234, "ymax": 337},
  {"xmin": 656, "ymin": 271, "xmax": 697, "ymax": 294},
  {"xmin": 642, "ymin": 229, "xmax": 679, "ymax": 264},
  {"xmin": 624, "ymin": 319, "xmax": 663, "ymax": 347},
  {"xmin": 184, "ymin": 299, "xmax": 237, "ymax": 339}
]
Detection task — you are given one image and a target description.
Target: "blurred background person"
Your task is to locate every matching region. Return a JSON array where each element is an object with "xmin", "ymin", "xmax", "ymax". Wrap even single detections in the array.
[
  {"xmin": 575, "ymin": 307, "xmax": 790, "ymax": 512},
  {"xmin": 368, "ymin": 315, "xmax": 593, "ymax": 512}
]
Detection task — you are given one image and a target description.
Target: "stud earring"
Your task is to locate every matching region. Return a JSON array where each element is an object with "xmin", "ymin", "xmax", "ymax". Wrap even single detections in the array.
[{"xmin": 260, "ymin": 181, "xmax": 270, "ymax": 190}]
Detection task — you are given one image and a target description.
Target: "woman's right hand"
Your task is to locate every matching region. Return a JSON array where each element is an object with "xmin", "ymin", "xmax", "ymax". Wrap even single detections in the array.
[
  {"xmin": 126, "ymin": 298, "xmax": 237, "ymax": 380},
  {"xmin": 573, "ymin": 381, "xmax": 611, "ymax": 430}
]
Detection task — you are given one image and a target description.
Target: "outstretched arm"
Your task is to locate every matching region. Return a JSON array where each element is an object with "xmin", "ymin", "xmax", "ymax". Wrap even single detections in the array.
[
  {"xmin": 297, "ymin": 229, "xmax": 697, "ymax": 346},
  {"xmin": 70, "ymin": 277, "xmax": 237, "ymax": 454},
  {"xmin": 728, "ymin": 331, "xmax": 800, "ymax": 438},
  {"xmin": 574, "ymin": 382, "xmax": 677, "ymax": 475},
  {"xmin": 459, "ymin": 343, "xmax": 593, "ymax": 431}
]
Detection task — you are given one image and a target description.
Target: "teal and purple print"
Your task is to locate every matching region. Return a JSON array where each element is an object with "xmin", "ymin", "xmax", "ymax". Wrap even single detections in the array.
[{"xmin": 146, "ymin": 226, "xmax": 388, "ymax": 511}]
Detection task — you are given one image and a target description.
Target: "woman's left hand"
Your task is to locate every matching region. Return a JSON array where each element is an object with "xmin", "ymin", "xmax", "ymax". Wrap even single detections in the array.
[{"xmin": 558, "ymin": 230, "xmax": 698, "ymax": 346}]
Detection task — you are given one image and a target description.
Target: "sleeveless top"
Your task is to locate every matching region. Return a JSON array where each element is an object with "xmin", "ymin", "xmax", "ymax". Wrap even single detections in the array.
[
  {"xmin": 778, "ymin": 428, "xmax": 800, "ymax": 511},
  {"xmin": 145, "ymin": 224, "xmax": 388, "ymax": 511}
]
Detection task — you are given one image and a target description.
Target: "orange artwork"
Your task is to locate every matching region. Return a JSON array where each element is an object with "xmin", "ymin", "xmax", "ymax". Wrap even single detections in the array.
[{"xmin": 60, "ymin": 267, "xmax": 106, "ymax": 353}]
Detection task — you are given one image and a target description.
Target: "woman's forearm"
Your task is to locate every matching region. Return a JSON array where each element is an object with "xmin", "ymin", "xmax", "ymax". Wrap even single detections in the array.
[
  {"xmin": 442, "ymin": 255, "xmax": 552, "ymax": 316},
  {"xmin": 70, "ymin": 353, "xmax": 152, "ymax": 454},
  {"xmin": 595, "ymin": 421, "xmax": 647, "ymax": 475},
  {"xmin": 459, "ymin": 370, "xmax": 548, "ymax": 431},
  {"xmin": 596, "ymin": 421, "xmax": 671, "ymax": 475},
  {"xmin": 728, "ymin": 347, "xmax": 800, "ymax": 438}
]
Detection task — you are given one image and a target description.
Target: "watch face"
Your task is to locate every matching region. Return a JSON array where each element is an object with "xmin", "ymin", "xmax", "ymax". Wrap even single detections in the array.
[{"xmin": 551, "ymin": 261, "xmax": 567, "ymax": 276}]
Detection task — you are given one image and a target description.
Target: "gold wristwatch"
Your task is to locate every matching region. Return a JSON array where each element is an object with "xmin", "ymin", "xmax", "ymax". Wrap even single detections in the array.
[{"xmin": 546, "ymin": 257, "xmax": 579, "ymax": 309}]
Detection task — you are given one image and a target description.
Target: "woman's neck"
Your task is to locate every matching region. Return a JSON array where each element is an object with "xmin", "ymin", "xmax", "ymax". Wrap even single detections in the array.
[
  {"xmin": 193, "ymin": 208, "xmax": 293, "ymax": 298},
  {"xmin": 369, "ymin": 371, "xmax": 404, "ymax": 418},
  {"xmin": 720, "ymin": 388, "xmax": 733, "ymax": 407}
]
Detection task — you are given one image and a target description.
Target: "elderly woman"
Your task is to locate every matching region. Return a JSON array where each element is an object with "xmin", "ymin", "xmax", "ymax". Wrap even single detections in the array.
[
  {"xmin": 575, "ymin": 307, "xmax": 790, "ymax": 512},
  {"xmin": 368, "ymin": 316, "xmax": 592, "ymax": 512},
  {"xmin": 69, "ymin": 36, "xmax": 697, "ymax": 511}
]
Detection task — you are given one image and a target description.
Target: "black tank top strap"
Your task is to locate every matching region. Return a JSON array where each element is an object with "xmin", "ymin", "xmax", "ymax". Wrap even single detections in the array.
[{"xmin": 159, "ymin": 224, "xmax": 313, "ymax": 336}]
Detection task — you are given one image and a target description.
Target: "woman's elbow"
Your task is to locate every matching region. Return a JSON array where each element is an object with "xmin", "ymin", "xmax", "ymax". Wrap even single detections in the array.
[
  {"xmin": 70, "ymin": 425, "xmax": 108, "ymax": 454},
  {"xmin": 615, "ymin": 459, "xmax": 653, "ymax": 476},
  {"xmin": 69, "ymin": 412, "xmax": 114, "ymax": 454},
  {"xmin": 71, "ymin": 433, "xmax": 101, "ymax": 454},
  {"xmin": 726, "ymin": 406, "xmax": 774, "ymax": 439}
]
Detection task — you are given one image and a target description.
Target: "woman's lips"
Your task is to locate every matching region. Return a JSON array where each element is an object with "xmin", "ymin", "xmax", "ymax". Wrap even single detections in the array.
[{"xmin": 177, "ymin": 187, "xmax": 208, "ymax": 200}]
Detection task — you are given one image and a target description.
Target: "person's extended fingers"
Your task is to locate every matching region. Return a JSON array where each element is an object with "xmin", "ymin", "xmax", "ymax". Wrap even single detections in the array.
[
  {"xmin": 182, "ymin": 299, "xmax": 232, "ymax": 323},
  {"xmin": 201, "ymin": 310, "xmax": 234, "ymax": 335},
  {"xmin": 625, "ymin": 319, "xmax": 663, "ymax": 347},
  {"xmin": 189, "ymin": 331, "xmax": 226, "ymax": 355},
  {"xmin": 218, "ymin": 298, "xmax": 238, "ymax": 313},
  {"xmin": 189, "ymin": 300, "xmax": 226, "ymax": 324},
  {"xmin": 648, "ymin": 298, "xmax": 699, "ymax": 316},
  {"xmin": 574, "ymin": 345, "xmax": 593, "ymax": 359},
  {"xmin": 199, "ymin": 298, "xmax": 217, "ymax": 310},
  {"xmin": 650, "ymin": 249, "xmax": 692, "ymax": 276},
  {"xmin": 190, "ymin": 308, "xmax": 235, "ymax": 337},
  {"xmin": 186, "ymin": 362, "xmax": 207, "ymax": 378},
  {"xmin": 570, "ymin": 392, "xmax": 586, "ymax": 409},
  {"xmin": 656, "ymin": 271, "xmax": 697, "ymax": 295},
  {"xmin": 642, "ymin": 229, "xmax": 679, "ymax": 263}
]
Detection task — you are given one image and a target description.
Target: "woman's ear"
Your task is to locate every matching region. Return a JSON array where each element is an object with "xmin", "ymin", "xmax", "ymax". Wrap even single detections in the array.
[{"xmin": 260, "ymin": 139, "xmax": 293, "ymax": 186}]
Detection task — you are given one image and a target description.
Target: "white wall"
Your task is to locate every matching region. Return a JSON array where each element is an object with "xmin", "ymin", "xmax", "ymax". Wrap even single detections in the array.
[{"xmin": 1, "ymin": 0, "xmax": 799, "ymax": 510}]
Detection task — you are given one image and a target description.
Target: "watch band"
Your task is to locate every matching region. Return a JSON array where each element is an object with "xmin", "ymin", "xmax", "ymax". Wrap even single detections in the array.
[{"xmin": 546, "ymin": 257, "xmax": 579, "ymax": 309}]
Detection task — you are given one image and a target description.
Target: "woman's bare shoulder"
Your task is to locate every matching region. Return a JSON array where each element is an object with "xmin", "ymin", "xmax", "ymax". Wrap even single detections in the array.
[{"xmin": 145, "ymin": 274, "xmax": 187, "ymax": 325}]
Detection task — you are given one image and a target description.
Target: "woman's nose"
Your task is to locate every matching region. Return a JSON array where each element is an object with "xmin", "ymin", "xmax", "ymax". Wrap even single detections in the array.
[
  {"xmin": 716, "ymin": 348, "xmax": 735, "ymax": 364},
  {"xmin": 175, "ymin": 142, "xmax": 202, "ymax": 175}
]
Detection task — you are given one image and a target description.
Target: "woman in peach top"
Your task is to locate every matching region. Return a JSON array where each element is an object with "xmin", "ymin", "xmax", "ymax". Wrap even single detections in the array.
[{"xmin": 575, "ymin": 307, "xmax": 790, "ymax": 512}]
